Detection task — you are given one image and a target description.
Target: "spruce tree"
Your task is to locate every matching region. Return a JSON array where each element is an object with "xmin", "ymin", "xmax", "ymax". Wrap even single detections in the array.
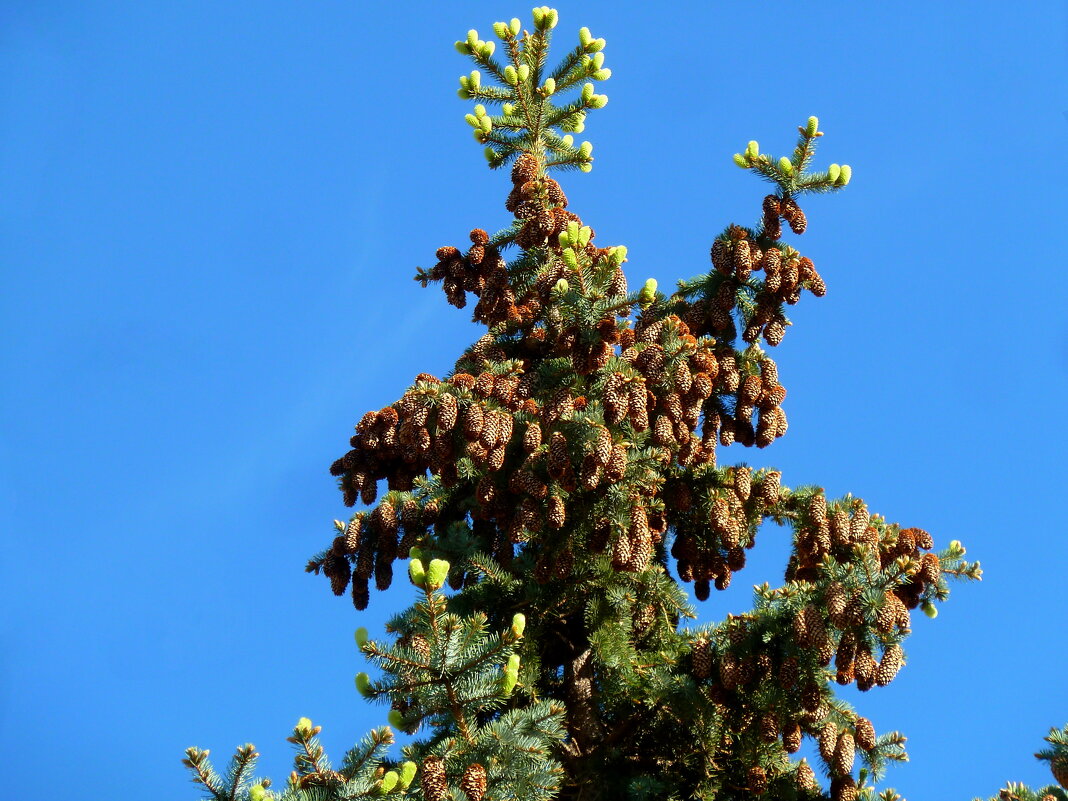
[{"xmin": 184, "ymin": 8, "xmax": 986, "ymax": 800}]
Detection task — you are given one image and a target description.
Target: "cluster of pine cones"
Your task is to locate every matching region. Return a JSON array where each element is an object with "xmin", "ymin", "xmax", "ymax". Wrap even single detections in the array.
[
  {"xmin": 682, "ymin": 191, "xmax": 826, "ymax": 349},
  {"xmin": 668, "ymin": 466, "xmax": 780, "ymax": 599},
  {"xmin": 420, "ymin": 757, "xmax": 486, "ymax": 801}
]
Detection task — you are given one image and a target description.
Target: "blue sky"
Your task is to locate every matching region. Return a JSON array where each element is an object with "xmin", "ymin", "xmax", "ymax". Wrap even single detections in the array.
[{"xmin": 2, "ymin": 1, "xmax": 1066, "ymax": 799}]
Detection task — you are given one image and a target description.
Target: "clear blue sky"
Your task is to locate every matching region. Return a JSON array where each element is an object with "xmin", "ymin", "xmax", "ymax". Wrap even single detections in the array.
[{"xmin": 2, "ymin": 2, "xmax": 1066, "ymax": 798}]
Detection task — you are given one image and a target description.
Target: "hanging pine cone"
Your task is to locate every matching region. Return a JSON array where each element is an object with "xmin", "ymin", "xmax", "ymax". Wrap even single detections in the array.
[
  {"xmin": 653, "ymin": 414, "xmax": 676, "ymax": 446},
  {"xmin": 421, "ymin": 756, "xmax": 448, "ymax": 801},
  {"xmin": 758, "ymin": 470, "xmax": 781, "ymax": 506},
  {"xmin": 818, "ymin": 721, "xmax": 838, "ymax": 762},
  {"xmin": 801, "ymin": 681, "xmax": 822, "ymax": 712},
  {"xmin": 875, "ymin": 644, "xmax": 904, "ymax": 686},
  {"xmin": 762, "ymin": 194, "xmax": 782, "ymax": 239},
  {"xmin": 833, "ymin": 732, "xmax": 855, "ymax": 775},
  {"xmin": 759, "ymin": 713, "xmax": 779, "ymax": 744},
  {"xmin": 460, "ymin": 763, "xmax": 487, "ymax": 801},
  {"xmin": 324, "ymin": 552, "xmax": 351, "ymax": 596},
  {"xmin": 748, "ymin": 766, "xmax": 768, "ymax": 795},
  {"xmin": 694, "ymin": 578, "xmax": 711, "ymax": 601},
  {"xmin": 783, "ymin": 722, "xmax": 802, "ymax": 753},
  {"xmin": 548, "ymin": 431, "xmax": 569, "ymax": 478},
  {"xmin": 781, "ymin": 197, "xmax": 808, "ymax": 234},
  {"xmin": 764, "ymin": 319, "xmax": 786, "ymax": 346},
  {"xmin": 854, "ymin": 717, "xmax": 876, "ymax": 751},
  {"xmin": 351, "ymin": 576, "xmax": 369, "ymax": 610},
  {"xmin": 547, "ymin": 495, "xmax": 566, "ymax": 529},
  {"xmin": 796, "ymin": 759, "xmax": 818, "ymax": 793},
  {"xmin": 692, "ymin": 638, "xmax": 712, "ymax": 679},
  {"xmin": 854, "ymin": 646, "xmax": 876, "ymax": 691},
  {"xmin": 732, "ymin": 465, "xmax": 752, "ymax": 501},
  {"xmin": 831, "ymin": 775, "xmax": 857, "ymax": 801},
  {"xmin": 1051, "ymin": 759, "xmax": 1068, "ymax": 789},
  {"xmin": 920, "ymin": 551, "xmax": 941, "ymax": 584},
  {"xmin": 344, "ymin": 516, "xmax": 363, "ymax": 553}
]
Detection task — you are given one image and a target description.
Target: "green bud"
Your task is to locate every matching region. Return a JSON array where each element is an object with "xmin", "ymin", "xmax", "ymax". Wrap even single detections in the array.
[
  {"xmin": 517, "ymin": 64, "xmax": 530, "ymax": 82},
  {"xmin": 355, "ymin": 627, "xmax": 369, "ymax": 647},
  {"xmin": 333, "ymin": 518, "xmax": 345, "ymax": 531},
  {"xmin": 543, "ymin": 77, "xmax": 556, "ymax": 95},
  {"xmin": 511, "ymin": 613, "xmax": 526, "ymax": 638},
  {"xmin": 638, "ymin": 277, "xmax": 657, "ymax": 306},
  {"xmin": 949, "ymin": 539, "xmax": 965, "ymax": 555},
  {"xmin": 408, "ymin": 558, "xmax": 426, "ymax": 588},
  {"xmin": 578, "ymin": 162, "xmax": 592, "ymax": 172},
  {"xmin": 827, "ymin": 163, "xmax": 841, "ymax": 182},
  {"xmin": 592, "ymin": 68, "xmax": 611, "ymax": 81},
  {"xmin": 578, "ymin": 141, "xmax": 593, "ymax": 159},
  {"xmin": 581, "ymin": 82, "xmax": 594, "ymax": 102},
  {"xmin": 554, "ymin": 277, "xmax": 570, "ymax": 293},
  {"xmin": 399, "ymin": 761, "xmax": 418, "ymax": 789},
  {"xmin": 501, "ymin": 653, "xmax": 521, "ymax": 694},
  {"xmin": 510, "ymin": 18, "xmax": 521, "ymax": 36},
  {"xmin": 566, "ymin": 220, "xmax": 580, "ymax": 243},
  {"xmin": 478, "ymin": 116, "xmax": 492, "ymax": 133},
  {"xmin": 484, "ymin": 146, "xmax": 496, "ymax": 163},
  {"xmin": 546, "ymin": 8, "xmax": 558, "ymax": 28},
  {"xmin": 561, "ymin": 249, "xmax": 578, "ymax": 270},
  {"xmin": 379, "ymin": 771, "xmax": 399, "ymax": 794},
  {"xmin": 922, "ymin": 601, "xmax": 939, "ymax": 619},
  {"xmin": 425, "ymin": 558, "xmax": 450, "ymax": 591},
  {"xmin": 464, "ymin": 113, "xmax": 479, "ymax": 128},
  {"xmin": 806, "ymin": 115, "xmax": 819, "ymax": 136},
  {"xmin": 355, "ymin": 672, "xmax": 373, "ymax": 697},
  {"xmin": 579, "ymin": 26, "xmax": 592, "ymax": 46},
  {"xmin": 457, "ymin": 88, "xmax": 471, "ymax": 100},
  {"xmin": 502, "ymin": 102, "xmax": 515, "ymax": 115},
  {"xmin": 387, "ymin": 710, "xmax": 406, "ymax": 729},
  {"xmin": 778, "ymin": 156, "xmax": 793, "ymax": 175},
  {"xmin": 480, "ymin": 41, "xmax": 495, "ymax": 58},
  {"xmin": 474, "ymin": 104, "xmax": 486, "ymax": 116},
  {"xmin": 249, "ymin": 784, "xmax": 267, "ymax": 801},
  {"xmin": 591, "ymin": 52, "xmax": 604, "ymax": 69},
  {"xmin": 745, "ymin": 140, "xmax": 759, "ymax": 159},
  {"xmin": 455, "ymin": 41, "xmax": 472, "ymax": 55},
  {"xmin": 838, "ymin": 164, "xmax": 852, "ymax": 185},
  {"xmin": 532, "ymin": 7, "xmax": 544, "ymax": 27},
  {"xmin": 466, "ymin": 29, "xmax": 479, "ymax": 49},
  {"xmin": 409, "ymin": 546, "xmax": 425, "ymax": 561},
  {"xmin": 473, "ymin": 129, "xmax": 485, "ymax": 142},
  {"xmin": 572, "ymin": 117, "xmax": 586, "ymax": 133},
  {"xmin": 610, "ymin": 245, "xmax": 628, "ymax": 266},
  {"xmin": 732, "ymin": 153, "xmax": 749, "ymax": 168},
  {"xmin": 588, "ymin": 93, "xmax": 608, "ymax": 108},
  {"xmin": 469, "ymin": 70, "xmax": 481, "ymax": 89},
  {"xmin": 590, "ymin": 38, "xmax": 606, "ymax": 52},
  {"xmin": 561, "ymin": 133, "xmax": 574, "ymax": 146},
  {"xmin": 296, "ymin": 717, "xmax": 313, "ymax": 734},
  {"xmin": 578, "ymin": 226, "xmax": 592, "ymax": 247},
  {"xmin": 504, "ymin": 65, "xmax": 518, "ymax": 85},
  {"xmin": 493, "ymin": 21, "xmax": 511, "ymax": 40}
]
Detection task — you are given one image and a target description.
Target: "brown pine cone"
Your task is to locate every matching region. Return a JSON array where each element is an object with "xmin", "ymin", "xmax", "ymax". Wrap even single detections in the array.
[
  {"xmin": 854, "ymin": 717, "xmax": 876, "ymax": 751},
  {"xmin": 460, "ymin": 763, "xmax": 487, "ymax": 801},
  {"xmin": 875, "ymin": 644, "xmax": 904, "ymax": 686},
  {"xmin": 692, "ymin": 637, "xmax": 712, "ymax": 679},
  {"xmin": 783, "ymin": 722, "xmax": 802, "ymax": 753},
  {"xmin": 818, "ymin": 721, "xmax": 838, "ymax": 762},
  {"xmin": 421, "ymin": 756, "xmax": 448, "ymax": 801},
  {"xmin": 748, "ymin": 765, "xmax": 768, "ymax": 795},
  {"xmin": 833, "ymin": 731, "xmax": 855, "ymax": 775}
]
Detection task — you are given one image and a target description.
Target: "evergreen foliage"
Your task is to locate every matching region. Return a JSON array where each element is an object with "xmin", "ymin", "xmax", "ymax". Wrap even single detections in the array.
[{"xmin": 185, "ymin": 8, "xmax": 1002, "ymax": 801}]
